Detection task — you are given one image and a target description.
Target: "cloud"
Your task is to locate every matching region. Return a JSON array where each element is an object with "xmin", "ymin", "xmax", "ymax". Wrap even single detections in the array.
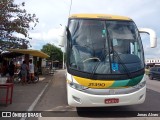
[
  {"xmin": 28, "ymin": 39, "xmax": 46, "ymax": 50},
  {"xmin": 29, "ymin": 27, "xmax": 62, "ymax": 48},
  {"xmin": 143, "ymin": 38, "xmax": 160, "ymax": 58},
  {"xmin": 15, "ymin": 0, "xmax": 160, "ymax": 58}
]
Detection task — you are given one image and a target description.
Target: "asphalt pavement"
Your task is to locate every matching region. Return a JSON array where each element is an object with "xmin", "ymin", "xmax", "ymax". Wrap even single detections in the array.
[{"xmin": 0, "ymin": 70, "xmax": 160, "ymax": 120}]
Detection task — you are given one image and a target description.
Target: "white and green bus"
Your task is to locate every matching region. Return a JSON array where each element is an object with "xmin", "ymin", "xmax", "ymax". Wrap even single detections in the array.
[{"xmin": 60, "ymin": 14, "xmax": 157, "ymax": 107}]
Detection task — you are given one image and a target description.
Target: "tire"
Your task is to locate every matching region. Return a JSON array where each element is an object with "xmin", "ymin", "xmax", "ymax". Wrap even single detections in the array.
[
  {"xmin": 76, "ymin": 107, "xmax": 92, "ymax": 116},
  {"xmin": 76, "ymin": 107, "xmax": 83, "ymax": 115}
]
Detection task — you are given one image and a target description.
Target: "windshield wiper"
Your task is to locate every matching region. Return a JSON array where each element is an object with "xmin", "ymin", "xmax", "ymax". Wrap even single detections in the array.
[
  {"xmin": 111, "ymin": 49, "xmax": 132, "ymax": 79},
  {"xmin": 89, "ymin": 48, "xmax": 109, "ymax": 79}
]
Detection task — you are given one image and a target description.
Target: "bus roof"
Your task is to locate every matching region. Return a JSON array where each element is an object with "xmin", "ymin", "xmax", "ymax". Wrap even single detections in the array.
[{"xmin": 69, "ymin": 14, "xmax": 132, "ymax": 21}]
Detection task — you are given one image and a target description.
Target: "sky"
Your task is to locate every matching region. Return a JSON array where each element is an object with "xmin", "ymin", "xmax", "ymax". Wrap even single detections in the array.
[{"xmin": 15, "ymin": 0, "xmax": 160, "ymax": 59}]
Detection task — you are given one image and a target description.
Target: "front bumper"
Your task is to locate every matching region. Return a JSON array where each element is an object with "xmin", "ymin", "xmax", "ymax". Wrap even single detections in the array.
[{"xmin": 67, "ymin": 84, "xmax": 146, "ymax": 107}]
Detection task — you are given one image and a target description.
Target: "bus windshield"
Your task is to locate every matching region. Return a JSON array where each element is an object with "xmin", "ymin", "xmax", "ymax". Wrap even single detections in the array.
[{"xmin": 68, "ymin": 19, "xmax": 144, "ymax": 75}]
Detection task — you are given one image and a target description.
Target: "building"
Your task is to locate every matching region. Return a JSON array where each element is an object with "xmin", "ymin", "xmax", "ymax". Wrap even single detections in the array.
[{"xmin": 145, "ymin": 58, "xmax": 160, "ymax": 68}]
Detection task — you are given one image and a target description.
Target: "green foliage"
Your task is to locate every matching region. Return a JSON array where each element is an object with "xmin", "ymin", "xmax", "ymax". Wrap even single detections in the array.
[
  {"xmin": 0, "ymin": 0, "xmax": 38, "ymax": 51},
  {"xmin": 41, "ymin": 43, "xmax": 63, "ymax": 62}
]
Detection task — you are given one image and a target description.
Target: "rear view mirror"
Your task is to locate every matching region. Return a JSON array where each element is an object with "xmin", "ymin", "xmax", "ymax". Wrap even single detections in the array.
[{"xmin": 138, "ymin": 28, "xmax": 157, "ymax": 48}]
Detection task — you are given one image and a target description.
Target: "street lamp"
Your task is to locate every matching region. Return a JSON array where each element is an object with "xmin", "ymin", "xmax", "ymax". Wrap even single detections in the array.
[
  {"xmin": 58, "ymin": 47, "xmax": 65, "ymax": 69},
  {"xmin": 62, "ymin": 52, "xmax": 64, "ymax": 69},
  {"xmin": 59, "ymin": 25, "xmax": 66, "ymax": 69},
  {"xmin": 51, "ymin": 52, "xmax": 56, "ymax": 69}
]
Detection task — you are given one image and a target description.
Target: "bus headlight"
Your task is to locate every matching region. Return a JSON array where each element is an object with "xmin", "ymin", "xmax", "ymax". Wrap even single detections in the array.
[
  {"xmin": 69, "ymin": 82, "xmax": 88, "ymax": 91},
  {"xmin": 133, "ymin": 81, "xmax": 146, "ymax": 89}
]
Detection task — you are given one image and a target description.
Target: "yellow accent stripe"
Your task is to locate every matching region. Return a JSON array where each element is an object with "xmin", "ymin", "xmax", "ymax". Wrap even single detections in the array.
[
  {"xmin": 69, "ymin": 14, "xmax": 131, "ymax": 21},
  {"xmin": 73, "ymin": 76, "xmax": 115, "ymax": 89}
]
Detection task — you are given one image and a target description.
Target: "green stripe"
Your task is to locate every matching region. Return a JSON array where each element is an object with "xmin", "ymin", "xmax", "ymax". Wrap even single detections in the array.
[
  {"xmin": 111, "ymin": 75, "xmax": 144, "ymax": 88},
  {"xmin": 127, "ymin": 75, "xmax": 144, "ymax": 86},
  {"xmin": 111, "ymin": 79, "xmax": 129, "ymax": 87}
]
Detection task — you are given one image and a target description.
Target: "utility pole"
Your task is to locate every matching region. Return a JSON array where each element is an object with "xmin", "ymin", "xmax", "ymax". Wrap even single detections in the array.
[{"xmin": 62, "ymin": 52, "xmax": 64, "ymax": 69}]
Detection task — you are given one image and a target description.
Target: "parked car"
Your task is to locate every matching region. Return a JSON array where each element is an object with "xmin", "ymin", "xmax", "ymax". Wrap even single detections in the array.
[{"xmin": 148, "ymin": 67, "xmax": 160, "ymax": 80}]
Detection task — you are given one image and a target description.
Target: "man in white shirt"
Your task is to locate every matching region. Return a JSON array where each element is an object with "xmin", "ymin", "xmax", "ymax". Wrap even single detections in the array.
[{"xmin": 29, "ymin": 59, "xmax": 34, "ymax": 82}]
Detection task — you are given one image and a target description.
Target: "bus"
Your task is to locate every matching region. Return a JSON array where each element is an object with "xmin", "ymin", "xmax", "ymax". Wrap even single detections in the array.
[{"xmin": 59, "ymin": 14, "xmax": 157, "ymax": 107}]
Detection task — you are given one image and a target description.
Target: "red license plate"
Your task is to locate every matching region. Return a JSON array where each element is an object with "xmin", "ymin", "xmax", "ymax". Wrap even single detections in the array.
[{"xmin": 105, "ymin": 98, "xmax": 119, "ymax": 104}]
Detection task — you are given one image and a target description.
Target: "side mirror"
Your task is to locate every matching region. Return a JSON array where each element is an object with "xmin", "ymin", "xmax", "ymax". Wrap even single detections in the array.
[{"xmin": 138, "ymin": 28, "xmax": 157, "ymax": 48}]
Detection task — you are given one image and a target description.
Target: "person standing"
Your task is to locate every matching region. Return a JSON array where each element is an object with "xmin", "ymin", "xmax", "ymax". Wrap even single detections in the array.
[
  {"xmin": 29, "ymin": 59, "xmax": 34, "ymax": 82},
  {"xmin": 21, "ymin": 61, "xmax": 28, "ymax": 85},
  {"xmin": 8, "ymin": 61, "xmax": 15, "ymax": 83}
]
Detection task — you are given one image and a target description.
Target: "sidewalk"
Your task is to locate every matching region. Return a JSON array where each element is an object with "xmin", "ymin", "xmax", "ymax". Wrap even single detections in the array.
[{"xmin": 0, "ymin": 74, "xmax": 54, "ymax": 111}]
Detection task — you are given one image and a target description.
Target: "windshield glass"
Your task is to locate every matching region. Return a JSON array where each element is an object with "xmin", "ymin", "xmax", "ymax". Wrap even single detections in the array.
[{"xmin": 68, "ymin": 19, "xmax": 144, "ymax": 75}]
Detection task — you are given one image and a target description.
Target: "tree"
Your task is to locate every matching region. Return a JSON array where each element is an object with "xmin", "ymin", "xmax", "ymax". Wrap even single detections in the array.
[
  {"xmin": 0, "ymin": 0, "xmax": 38, "ymax": 51},
  {"xmin": 41, "ymin": 43, "xmax": 63, "ymax": 62}
]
